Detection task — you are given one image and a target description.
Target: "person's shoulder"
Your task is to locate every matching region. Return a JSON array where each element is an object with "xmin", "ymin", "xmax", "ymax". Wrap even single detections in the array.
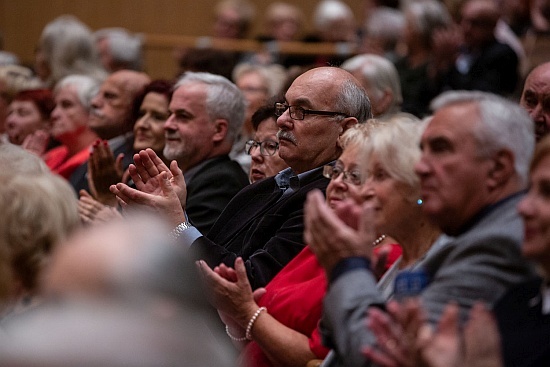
[{"xmin": 193, "ymin": 155, "xmax": 249, "ymax": 183}]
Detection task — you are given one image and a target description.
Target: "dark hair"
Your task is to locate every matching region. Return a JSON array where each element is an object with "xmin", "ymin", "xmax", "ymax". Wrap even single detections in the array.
[
  {"xmin": 131, "ymin": 79, "xmax": 174, "ymax": 123},
  {"xmin": 251, "ymin": 95, "xmax": 283, "ymax": 130},
  {"xmin": 13, "ymin": 89, "xmax": 55, "ymax": 120}
]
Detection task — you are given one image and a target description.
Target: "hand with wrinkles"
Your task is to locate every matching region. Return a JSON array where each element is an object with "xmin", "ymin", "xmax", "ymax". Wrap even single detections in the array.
[
  {"xmin": 78, "ymin": 190, "xmax": 122, "ymax": 224},
  {"xmin": 110, "ymin": 149, "xmax": 187, "ymax": 226},
  {"xmin": 88, "ymin": 140, "xmax": 124, "ymax": 206},
  {"xmin": 305, "ymin": 190, "xmax": 376, "ymax": 275}
]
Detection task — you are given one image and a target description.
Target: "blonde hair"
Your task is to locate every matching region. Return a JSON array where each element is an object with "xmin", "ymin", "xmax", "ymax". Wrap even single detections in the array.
[
  {"xmin": 0, "ymin": 173, "xmax": 79, "ymax": 292},
  {"xmin": 339, "ymin": 113, "xmax": 425, "ymax": 192},
  {"xmin": 361, "ymin": 114, "xmax": 424, "ymax": 189}
]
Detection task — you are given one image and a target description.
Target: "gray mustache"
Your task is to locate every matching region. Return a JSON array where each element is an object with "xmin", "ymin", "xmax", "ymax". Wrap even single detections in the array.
[{"xmin": 277, "ymin": 130, "xmax": 297, "ymax": 145}]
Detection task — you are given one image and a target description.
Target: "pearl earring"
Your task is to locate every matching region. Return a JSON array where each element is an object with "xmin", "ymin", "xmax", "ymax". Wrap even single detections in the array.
[{"xmin": 417, "ymin": 198, "xmax": 423, "ymax": 206}]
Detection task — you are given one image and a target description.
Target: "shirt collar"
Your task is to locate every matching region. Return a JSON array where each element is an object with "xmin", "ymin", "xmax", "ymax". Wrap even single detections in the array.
[{"xmin": 274, "ymin": 163, "xmax": 332, "ymax": 191}]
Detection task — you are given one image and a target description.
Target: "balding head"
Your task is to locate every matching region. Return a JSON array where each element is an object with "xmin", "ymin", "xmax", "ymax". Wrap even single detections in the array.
[
  {"xmin": 89, "ymin": 70, "xmax": 151, "ymax": 140},
  {"xmin": 520, "ymin": 62, "xmax": 550, "ymax": 141},
  {"xmin": 276, "ymin": 67, "xmax": 370, "ymax": 173}
]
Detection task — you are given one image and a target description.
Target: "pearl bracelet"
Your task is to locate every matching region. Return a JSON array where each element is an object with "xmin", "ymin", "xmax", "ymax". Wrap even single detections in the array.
[
  {"xmin": 245, "ymin": 306, "xmax": 267, "ymax": 340},
  {"xmin": 225, "ymin": 325, "xmax": 247, "ymax": 342},
  {"xmin": 372, "ymin": 234, "xmax": 386, "ymax": 247}
]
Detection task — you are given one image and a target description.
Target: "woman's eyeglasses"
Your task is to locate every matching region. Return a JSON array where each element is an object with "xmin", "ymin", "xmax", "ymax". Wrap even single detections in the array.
[{"xmin": 245, "ymin": 139, "xmax": 279, "ymax": 156}]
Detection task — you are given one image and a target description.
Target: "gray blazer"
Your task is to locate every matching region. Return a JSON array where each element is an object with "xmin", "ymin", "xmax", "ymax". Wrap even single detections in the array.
[{"xmin": 321, "ymin": 193, "xmax": 536, "ymax": 367}]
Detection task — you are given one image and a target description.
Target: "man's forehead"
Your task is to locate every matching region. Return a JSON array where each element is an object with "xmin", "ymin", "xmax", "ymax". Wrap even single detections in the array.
[
  {"xmin": 424, "ymin": 103, "xmax": 478, "ymax": 135},
  {"xmin": 102, "ymin": 77, "xmax": 124, "ymax": 94},
  {"xmin": 526, "ymin": 64, "xmax": 550, "ymax": 86}
]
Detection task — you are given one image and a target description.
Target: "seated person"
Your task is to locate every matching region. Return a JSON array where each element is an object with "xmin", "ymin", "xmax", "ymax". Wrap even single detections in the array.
[
  {"xmin": 0, "ymin": 172, "xmax": 79, "ymax": 321},
  {"xmin": 5, "ymin": 89, "xmax": 55, "ymax": 149},
  {"xmin": 246, "ymin": 103, "xmax": 289, "ymax": 183},
  {"xmin": 110, "ymin": 67, "xmax": 371, "ymax": 288},
  {"xmin": 45, "ymin": 75, "xmax": 100, "ymax": 179},
  {"xmin": 198, "ymin": 122, "xmax": 377, "ymax": 367}
]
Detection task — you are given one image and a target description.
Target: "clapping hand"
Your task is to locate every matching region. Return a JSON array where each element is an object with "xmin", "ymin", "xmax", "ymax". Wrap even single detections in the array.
[
  {"xmin": 88, "ymin": 140, "xmax": 123, "ymax": 206},
  {"xmin": 109, "ymin": 149, "xmax": 186, "ymax": 226}
]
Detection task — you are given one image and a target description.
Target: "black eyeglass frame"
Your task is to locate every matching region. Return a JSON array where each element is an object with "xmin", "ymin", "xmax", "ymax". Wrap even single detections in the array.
[
  {"xmin": 322, "ymin": 164, "xmax": 363, "ymax": 186},
  {"xmin": 245, "ymin": 139, "xmax": 279, "ymax": 156},
  {"xmin": 274, "ymin": 102, "xmax": 349, "ymax": 120}
]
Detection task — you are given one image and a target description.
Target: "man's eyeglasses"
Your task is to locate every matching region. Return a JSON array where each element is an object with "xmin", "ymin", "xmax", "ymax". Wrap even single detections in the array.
[
  {"xmin": 274, "ymin": 102, "xmax": 349, "ymax": 121},
  {"xmin": 323, "ymin": 165, "xmax": 362, "ymax": 186},
  {"xmin": 245, "ymin": 139, "xmax": 279, "ymax": 156}
]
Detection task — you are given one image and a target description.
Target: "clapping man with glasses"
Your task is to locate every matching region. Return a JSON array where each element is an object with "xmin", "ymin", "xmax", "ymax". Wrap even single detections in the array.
[{"xmin": 111, "ymin": 66, "xmax": 372, "ymax": 289}]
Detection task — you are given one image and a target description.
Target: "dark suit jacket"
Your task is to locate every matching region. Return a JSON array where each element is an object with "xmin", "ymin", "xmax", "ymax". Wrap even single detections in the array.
[
  {"xmin": 494, "ymin": 277, "xmax": 550, "ymax": 367},
  {"xmin": 68, "ymin": 135, "xmax": 134, "ymax": 193},
  {"xmin": 185, "ymin": 155, "xmax": 249, "ymax": 235},
  {"xmin": 190, "ymin": 166, "xmax": 329, "ymax": 289},
  {"xmin": 441, "ymin": 39, "xmax": 519, "ymax": 96}
]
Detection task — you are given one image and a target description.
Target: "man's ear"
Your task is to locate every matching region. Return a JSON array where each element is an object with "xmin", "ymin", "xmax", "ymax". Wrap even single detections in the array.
[
  {"xmin": 487, "ymin": 149, "xmax": 515, "ymax": 189},
  {"xmin": 212, "ymin": 119, "xmax": 228, "ymax": 143},
  {"xmin": 339, "ymin": 116, "xmax": 359, "ymax": 135},
  {"xmin": 376, "ymin": 90, "xmax": 394, "ymax": 114}
]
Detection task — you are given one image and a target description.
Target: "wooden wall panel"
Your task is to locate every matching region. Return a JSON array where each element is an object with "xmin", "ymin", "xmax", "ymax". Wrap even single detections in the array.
[{"xmin": 0, "ymin": 0, "xmax": 363, "ymax": 79}]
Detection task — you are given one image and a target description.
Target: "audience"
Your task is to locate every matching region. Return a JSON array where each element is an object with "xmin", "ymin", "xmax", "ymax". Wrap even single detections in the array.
[
  {"xmin": 213, "ymin": 0, "xmax": 255, "ymax": 39},
  {"xmin": 305, "ymin": 91, "xmax": 535, "ymax": 366},
  {"xmin": 0, "ymin": 65, "xmax": 43, "ymax": 142},
  {"xmin": 360, "ymin": 6, "xmax": 405, "ymax": 62},
  {"xmin": 260, "ymin": 2, "xmax": 304, "ymax": 42},
  {"xmin": 110, "ymin": 66, "xmax": 371, "ymax": 289},
  {"xmin": 520, "ymin": 61, "xmax": 550, "ymax": 141},
  {"xmin": 247, "ymin": 104, "xmax": 288, "ymax": 184},
  {"xmin": 94, "ymin": 27, "xmax": 143, "ymax": 72},
  {"xmin": 144, "ymin": 72, "xmax": 249, "ymax": 234},
  {"xmin": 45, "ymin": 75, "xmax": 100, "ymax": 180},
  {"xmin": 79, "ymin": 79, "xmax": 172, "ymax": 212},
  {"xmin": 5, "ymin": 89, "xmax": 55, "ymax": 147},
  {"xmin": 494, "ymin": 135, "xmax": 550, "ymax": 366},
  {"xmin": 6, "ymin": 3, "xmax": 550, "ymax": 366},
  {"xmin": 0, "ymin": 173, "xmax": 80, "ymax": 322},
  {"xmin": 35, "ymin": 15, "xmax": 106, "ymax": 87},
  {"xmin": 199, "ymin": 123, "xmax": 376, "ymax": 367},
  {"xmin": 0, "ymin": 214, "xmax": 236, "ymax": 367},
  {"xmin": 70, "ymin": 70, "xmax": 150, "ymax": 194},
  {"xmin": 434, "ymin": 0, "xmax": 520, "ymax": 96},
  {"xmin": 360, "ymin": 132, "xmax": 550, "ymax": 367},
  {"xmin": 394, "ymin": 0, "xmax": 452, "ymax": 117},
  {"xmin": 341, "ymin": 54, "xmax": 403, "ymax": 119},
  {"xmin": 231, "ymin": 63, "xmax": 286, "ymax": 173}
]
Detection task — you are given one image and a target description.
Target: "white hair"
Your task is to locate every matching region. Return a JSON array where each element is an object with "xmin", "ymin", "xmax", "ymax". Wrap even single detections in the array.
[
  {"xmin": 54, "ymin": 74, "xmax": 101, "ymax": 110},
  {"xmin": 431, "ymin": 91, "xmax": 535, "ymax": 185}
]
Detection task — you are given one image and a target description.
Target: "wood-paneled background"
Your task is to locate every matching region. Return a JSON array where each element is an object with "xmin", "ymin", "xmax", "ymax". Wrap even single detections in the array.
[{"xmin": 0, "ymin": 0, "xmax": 363, "ymax": 79}]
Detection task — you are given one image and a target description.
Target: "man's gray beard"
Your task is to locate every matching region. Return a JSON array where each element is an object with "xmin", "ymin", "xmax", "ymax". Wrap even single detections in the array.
[{"xmin": 163, "ymin": 144, "xmax": 181, "ymax": 161}]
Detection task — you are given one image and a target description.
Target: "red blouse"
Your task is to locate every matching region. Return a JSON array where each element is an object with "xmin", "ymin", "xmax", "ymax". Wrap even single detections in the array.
[
  {"xmin": 241, "ymin": 246, "xmax": 329, "ymax": 367},
  {"xmin": 45, "ymin": 145, "xmax": 90, "ymax": 179}
]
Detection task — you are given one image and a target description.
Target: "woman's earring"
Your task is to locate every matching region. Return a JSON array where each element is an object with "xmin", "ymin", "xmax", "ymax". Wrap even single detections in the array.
[{"xmin": 417, "ymin": 198, "xmax": 423, "ymax": 206}]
